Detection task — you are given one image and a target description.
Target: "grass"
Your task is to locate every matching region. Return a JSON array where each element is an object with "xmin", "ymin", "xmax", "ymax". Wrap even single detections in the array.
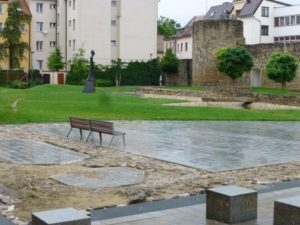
[
  {"xmin": 1, "ymin": 85, "xmax": 300, "ymax": 124},
  {"xmin": 251, "ymin": 87, "xmax": 300, "ymax": 96}
]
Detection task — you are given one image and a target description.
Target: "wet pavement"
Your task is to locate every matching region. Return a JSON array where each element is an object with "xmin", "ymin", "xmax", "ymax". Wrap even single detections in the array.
[
  {"xmin": 0, "ymin": 138, "xmax": 88, "ymax": 164},
  {"xmin": 39, "ymin": 121, "xmax": 300, "ymax": 171}
]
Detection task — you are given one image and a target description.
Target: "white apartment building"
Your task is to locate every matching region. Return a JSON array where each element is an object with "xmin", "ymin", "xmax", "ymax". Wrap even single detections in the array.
[
  {"xmin": 233, "ymin": 0, "xmax": 300, "ymax": 44},
  {"xmin": 27, "ymin": 0, "xmax": 157, "ymax": 71},
  {"xmin": 26, "ymin": 0, "xmax": 57, "ymax": 70},
  {"xmin": 57, "ymin": 0, "xmax": 157, "ymax": 67}
]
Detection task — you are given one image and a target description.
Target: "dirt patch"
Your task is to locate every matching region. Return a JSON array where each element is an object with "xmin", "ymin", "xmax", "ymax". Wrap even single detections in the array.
[{"xmin": 0, "ymin": 124, "xmax": 299, "ymax": 224}]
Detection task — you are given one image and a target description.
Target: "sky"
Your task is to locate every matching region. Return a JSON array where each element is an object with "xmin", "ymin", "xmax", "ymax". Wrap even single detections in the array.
[{"xmin": 158, "ymin": 0, "xmax": 300, "ymax": 26}]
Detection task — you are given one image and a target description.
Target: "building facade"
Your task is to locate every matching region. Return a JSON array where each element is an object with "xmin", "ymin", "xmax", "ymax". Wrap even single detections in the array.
[
  {"xmin": 164, "ymin": 16, "xmax": 203, "ymax": 60},
  {"xmin": 26, "ymin": 0, "xmax": 57, "ymax": 70},
  {"xmin": 57, "ymin": 0, "xmax": 157, "ymax": 68},
  {"xmin": 0, "ymin": 0, "xmax": 31, "ymax": 70}
]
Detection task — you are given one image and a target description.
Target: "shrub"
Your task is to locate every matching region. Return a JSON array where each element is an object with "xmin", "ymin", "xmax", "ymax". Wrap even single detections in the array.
[
  {"xmin": 66, "ymin": 48, "xmax": 89, "ymax": 85},
  {"xmin": 95, "ymin": 79, "xmax": 114, "ymax": 87},
  {"xmin": 159, "ymin": 49, "xmax": 179, "ymax": 75},
  {"xmin": 265, "ymin": 52, "xmax": 299, "ymax": 88},
  {"xmin": 216, "ymin": 46, "xmax": 253, "ymax": 80},
  {"xmin": 8, "ymin": 80, "xmax": 29, "ymax": 89}
]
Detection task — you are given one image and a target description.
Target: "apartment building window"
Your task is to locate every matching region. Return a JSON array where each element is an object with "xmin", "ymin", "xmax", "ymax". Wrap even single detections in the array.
[
  {"xmin": 69, "ymin": 1, "xmax": 71, "ymax": 7},
  {"xmin": 285, "ymin": 16, "xmax": 290, "ymax": 26},
  {"xmin": 177, "ymin": 43, "xmax": 179, "ymax": 51},
  {"xmin": 0, "ymin": 3, "xmax": 3, "ymax": 13},
  {"xmin": 275, "ymin": 15, "xmax": 300, "ymax": 27},
  {"xmin": 111, "ymin": 20, "xmax": 116, "ymax": 27},
  {"xmin": 73, "ymin": 39, "xmax": 76, "ymax": 50},
  {"xmin": 0, "ymin": 23, "xmax": 3, "ymax": 32},
  {"xmin": 36, "ymin": 41, "xmax": 43, "ymax": 51},
  {"xmin": 185, "ymin": 42, "xmax": 188, "ymax": 52},
  {"xmin": 37, "ymin": 60, "xmax": 43, "ymax": 70},
  {"xmin": 261, "ymin": 25, "xmax": 269, "ymax": 36},
  {"xmin": 73, "ymin": 19, "xmax": 75, "ymax": 30},
  {"xmin": 69, "ymin": 20, "xmax": 71, "ymax": 27},
  {"xmin": 112, "ymin": 0, "xmax": 117, "ymax": 7},
  {"xmin": 111, "ymin": 40, "xmax": 117, "ymax": 47},
  {"xmin": 274, "ymin": 36, "xmax": 300, "ymax": 43},
  {"xmin": 50, "ymin": 22, "xmax": 56, "ymax": 28},
  {"xmin": 73, "ymin": 0, "xmax": 75, "ymax": 10},
  {"xmin": 261, "ymin": 7, "xmax": 269, "ymax": 17},
  {"xmin": 50, "ymin": 41, "xmax": 56, "ymax": 47},
  {"xmin": 36, "ymin": 3, "xmax": 43, "ymax": 13},
  {"xmin": 180, "ymin": 43, "xmax": 183, "ymax": 52},
  {"xmin": 69, "ymin": 40, "xmax": 71, "ymax": 47},
  {"xmin": 50, "ymin": 3, "xmax": 56, "ymax": 9},
  {"xmin": 36, "ymin": 22, "xmax": 43, "ymax": 32}
]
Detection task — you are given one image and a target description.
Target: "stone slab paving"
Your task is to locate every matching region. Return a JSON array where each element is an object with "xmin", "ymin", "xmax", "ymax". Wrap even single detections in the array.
[
  {"xmin": 51, "ymin": 167, "xmax": 145, "ymax": 188},
  {"xmin": 0, "ymin": 138, "xmax": 88, "ymax": 164},
  {"xmin": 39, "ymin": 121, "xmax": 300, "ymax": 171},
  {"xmin": 92, "ymin": 187, "xmax": 300, "ymax": 225}
]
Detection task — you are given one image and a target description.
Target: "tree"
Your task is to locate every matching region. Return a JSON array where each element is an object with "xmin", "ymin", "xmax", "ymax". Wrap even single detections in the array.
[
  {"xmin": 216, "ymin": 46, "xmax": 253, "ymax": 81},
  {"xmin": 0, "ymin": 0, "xmax": 31, "ymax": 69},
  {"xmin": 159, "ymin": 49, "xmax": 179, "ymax": 75},
  {"xmin": 110, "ymin": 58, "xmax": 127, "ymax": 87},
  {"xmin": 66, "ymin": 48, "xmax": 89, "ymax": 85},
  {"xmin": 47, "ymin": 46, "xmax": 64, "ymax": 71},
  {"xmin": 265, "ymin": 52, "xmax": 299, "ymax": 88},
  {"xmin": 157, "ymin": 16, "xmax": 181, "ymax": 37}
]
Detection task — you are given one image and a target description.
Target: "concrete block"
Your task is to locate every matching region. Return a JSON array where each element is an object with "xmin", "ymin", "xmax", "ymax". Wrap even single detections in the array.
[
  {"xmin": 206, "ymin": 185, "xmax": 257, "ymax": 224},
  {"xmin": 274, "ymin": 195, "xmax": 300, "ymax": 225},
  {"xmin": 32, "ymin": 208, "xmax": 90, "ymax": 225}
]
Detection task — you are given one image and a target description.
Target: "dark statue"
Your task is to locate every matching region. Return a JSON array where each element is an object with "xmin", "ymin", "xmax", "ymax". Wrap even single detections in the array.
[{"xmin": 83, "ymin": 50, "xmax": 96, "ymax": 93}]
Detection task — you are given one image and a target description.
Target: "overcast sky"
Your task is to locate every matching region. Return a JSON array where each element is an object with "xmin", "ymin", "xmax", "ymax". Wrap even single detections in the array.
[{"xmin": 158, "ymin": 0, "xmax": 300, "ymax": 26}]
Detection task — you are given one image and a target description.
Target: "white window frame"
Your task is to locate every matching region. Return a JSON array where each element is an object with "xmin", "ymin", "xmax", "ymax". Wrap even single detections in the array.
[
  {"xmin": 36, "ymin": 41, "xmax": 43, "ymax": 51},
  {"xmin": 36, "ymin": 3, "xmax": 43, "ymax": 13},
  {"xmin": 112, "ymin": 0, "xmax": 117, "ymax": 7},
  {"xmin": 36, "ymin": 22, "xmax": 43, "ymax": 32}
]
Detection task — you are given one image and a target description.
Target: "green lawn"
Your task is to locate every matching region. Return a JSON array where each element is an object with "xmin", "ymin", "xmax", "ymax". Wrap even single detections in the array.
[
  {"xmin": 251, "ymin": 87, "xmax": 300, "ymax": 96},
  {"xmin": 1, "ymin": 85, "xmax": 300, "ymax": 124}
]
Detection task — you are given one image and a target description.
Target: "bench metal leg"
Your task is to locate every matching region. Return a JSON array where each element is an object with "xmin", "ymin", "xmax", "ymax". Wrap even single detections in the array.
[
  {"xmin": 79, "ymin": 129, "xmax": 83, "ymax": 139},
  {"xmin": 66, "ymin": 127, "xmax": 73, "ymax": 138},
  {"xmin": 108, "ymin": 135, "xmax": 115, "ymax": 148},
  {"xmin": 85, "ymin": 131, "xmax": 92, "ymax": 142},
  {"xmin": 99, "ymin": 133, "xmax": 102, "ymax": 145},
  {"xmin": 122, "ymin": 134, "xmax": 126, "ymax": 149}
]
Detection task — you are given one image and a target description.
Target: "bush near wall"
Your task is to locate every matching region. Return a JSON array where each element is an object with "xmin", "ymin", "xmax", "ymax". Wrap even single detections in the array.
[
  {"xmin": 94, "ymin": 59, "xmax": 161, "ymax": 86},
  {"xmin": 0, "ymin": 69, "xmax": 25, "ymax": 86}
]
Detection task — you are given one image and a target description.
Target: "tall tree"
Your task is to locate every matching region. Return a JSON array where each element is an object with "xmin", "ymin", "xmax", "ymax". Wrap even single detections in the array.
[
  {"xmin": 47, "ymin": 46, "xmax": 64, "ymax": 71},
  {"xmin": 110, "ymin": 58, "xmax": 127, "ymax": 87},
  {"xmin": 0, "ymin": 0, "xmax": 31, "ymax": 69},
  {"xmin": 66, "ymin": 48, "xmax": 89, "ymax": 85},
  {"xmin": 265, "ymin": 52, "xmax": 299, "ymax": 88},
  {"xmin": 157, "ymin": 16, "xmax": 181, "ymax": 37}
]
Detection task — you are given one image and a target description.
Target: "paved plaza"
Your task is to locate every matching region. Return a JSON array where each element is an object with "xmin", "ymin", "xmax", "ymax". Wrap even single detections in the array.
[
  {"xmin": 92, "ymin": 186, "xmax": 300, "ymax": 225},
  {"xmin": 40, "ymin": 121, "xmax": 300, "ymax": 171},
  {"xmin": 0, "ymin": 138, "xmax": 87, "ymax": 164}
]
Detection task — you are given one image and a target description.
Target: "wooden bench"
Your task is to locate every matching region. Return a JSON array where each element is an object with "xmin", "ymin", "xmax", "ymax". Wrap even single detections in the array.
[
  {"xmin": 67, "ymin": 117, "xmax": 90, "ymax": 139},
  {"xmin": 67, "ymin": 117, "xmax": 126, "ymax": 149}
]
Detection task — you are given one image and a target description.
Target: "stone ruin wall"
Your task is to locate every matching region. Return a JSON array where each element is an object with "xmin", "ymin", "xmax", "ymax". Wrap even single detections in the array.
[{"xmin": 192, "ymin": 20, "xmax": 300, "ymax": 89}]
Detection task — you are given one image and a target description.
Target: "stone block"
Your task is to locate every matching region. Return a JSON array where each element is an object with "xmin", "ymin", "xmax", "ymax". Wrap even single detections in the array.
[
  {"xmin": 206, "ymin": 185, "xmax": 257, "ymax": 224},
  {"xmin": 274, "ymin": 195, "xmax": 300, "ymax": 225},
  {"xmin": 32, "ymin": 208, "xmax": 90, "ymax": 225}
]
